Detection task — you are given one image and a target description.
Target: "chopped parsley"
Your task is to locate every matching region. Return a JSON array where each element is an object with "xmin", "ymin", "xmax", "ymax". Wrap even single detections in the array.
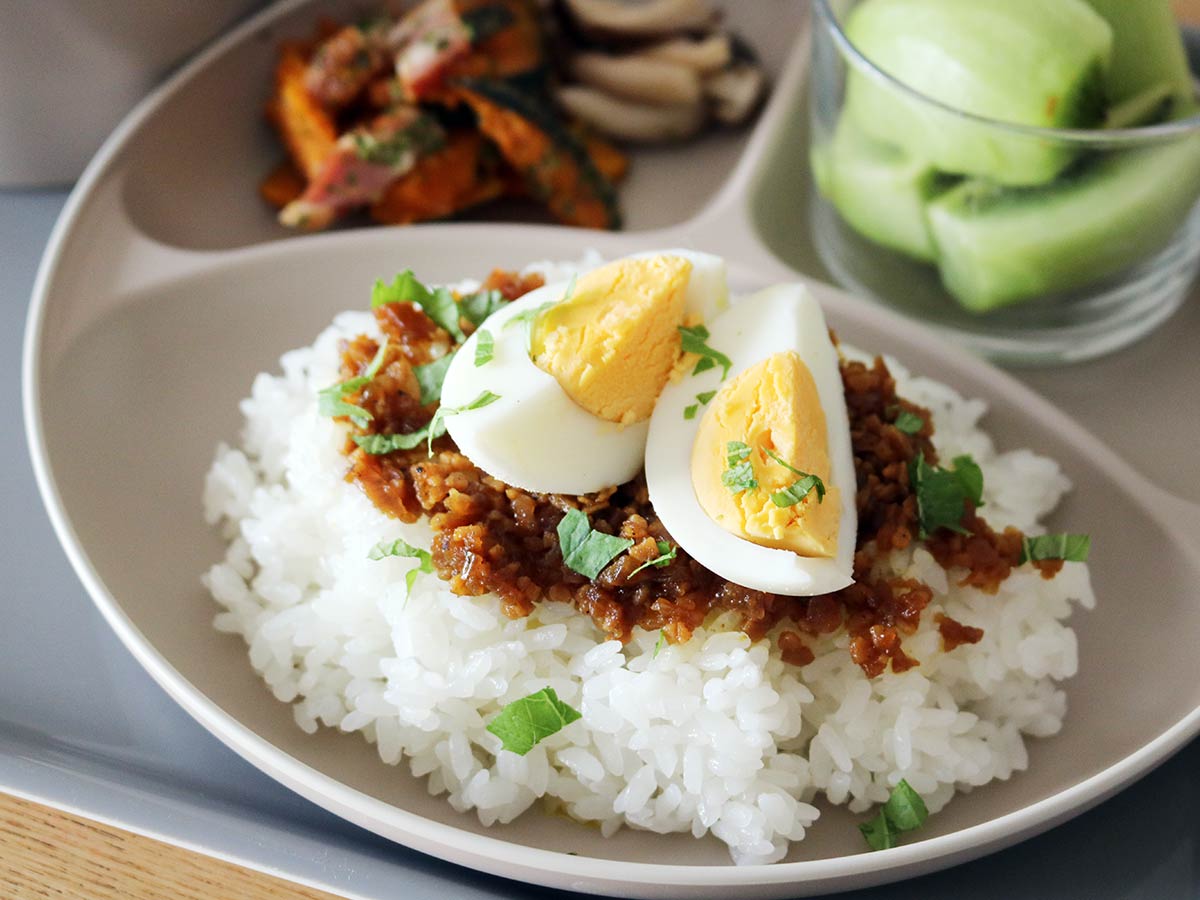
[
  {"xmin": 354, "ymin": 390, "xmax": 500, "ymax": 456},
  {"xmin": 421, "ymin": 286, "xmax": 468, "ymax": 342},
  {"xmin": 677, "ymin": 324, "xmax": 732, "ymax": 380},
  {"xmin": 653, "ymin": 630, "xmax": 667, "ymax": 658},
  {"xmin": 629, "ymin": 540, "xmax": 677, "ymax": 576},
  {"xmin": 684, "ymin": 404, "xmax": 699, "ymax": 420},
  {"xmin": 474, "ymin": 330, "xmax": 495, "ymax": 367},
  {"xmin": 683, "ymin": 390, "xmax": 717, "ymax": 420},
  {"xmin": 908, "ymin": 452, "xmax": 983, "ymax": 538},
  {"xmin": 459, "ymin": 289, "xmax": 506, "ymax": 327},
  {"xmin": 351, "ymin": 115, "xmax": 444, "ymax": 167},
  {"xmin": 893, "ymin": 410, "xmax": 926, "ymax": 435},
  {"xmin": 722, "ymin": 440, "xmax": 758, "ymax": 493},
  {"xmin": 486, "ymin": 687, "xmax": 581, "ymax": 756},
  {"xmin": 860, "ymin": 780, "xmax": 929, "ymax": 851},
  {"xmin": 505, "ymin": 276, "xmax": 574, "ymax": 354},
  {"xmin": 414, "ymin": 351, "xmax": 456, "ymax": 405},
  {"xmin": 764, "ymin": 448, "xmax": 826, "ymax": 507},
  {"xmin": 317, "ymin": 337, "xmax": 390, "ymax": 428},
  {"xmin": 556, "ymin": 507, "xmax": 634, "ymax": 579},
  {"xmin": 367, "ymin": 538, "xmax": 434, "ymax": 597},
  {"xmin": 370, "ymin": 270, "xmax": 467, "ymax": 341},
  {"xmin": 696, "ymin": 390, "xmax": 717, "ymax": 405},
  {"xmin": 1019, "ymin": 533, "xmax": 1091, "ymax": 565}
]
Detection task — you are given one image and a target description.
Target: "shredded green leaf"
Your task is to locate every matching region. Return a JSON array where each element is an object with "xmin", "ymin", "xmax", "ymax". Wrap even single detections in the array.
[
  {"xmin": 683, "ymin": 404, "xmax": 699, "ymax": 420},
  {"xmin": 1019, "ymin": 533, "xmax": 1091, "ymax": 565},
  {"xmin": 354, "ymin": 390, "xmax": 500, "ymax": 457},
  {"xmin": 653, "ymin": 630, "xmax": 667, "ymax": 659},
  {"xmin": 486, "ymin": 687, "xmax": 582, "ymax": 755},
  {"xmin": 371, "ymin": 270, "xmax": 430, "ymax": 309},
  {"xmin": 557, "ymin": 507, "xmax": 634, "ymax": 579},
  {"xmin": 630, "ymin": 540, "xmax": 677, "ymax": 576},
  {"xmin": 909, "ymin": 452, "xmax": 982, "ymax": 538},
  {"xmin": 504, "ymin": 276, "xmax": 576, "ymax": 354},
  {"xmin": 764, "ymin": 448, "xmax": 826, "ymax": 506},
  {"xmin": 678, "ymin": 324, "xmax": 732, "ymax": 380},
  {"xmin": 722, "ymin": 440, "xmax": 758, "ymax": 493},
  {"xmin": 860, "ymin": 779, "xmax": 929, "ymax": 851},
  {"xmin": 459, "ymin": 289, "xmax": 506, "ymax": 327},
  {"xmin": 695, "ymin": 390, "xmax": 717, "ymax": 405},
  {"xmin": 421, "ymin": 286, "xmax": 467, "ymax": 342},
  {"xmin": 893, "ymin": 410, "xmax": 926, "ymax": 435},
  {"xmin": 367, "ymin": 538, "xmax": 434, "ymax": 597},
  {"xmin": 317, "ymin": 337, "xmax": 390, "ymax": 428},
  {"xmin": 414, "ymin": 351, "xmax": 456, "ymax": 406},
  {"xmin": 474, "ymin": 330, "xmax": 495, "ymax": 367}
]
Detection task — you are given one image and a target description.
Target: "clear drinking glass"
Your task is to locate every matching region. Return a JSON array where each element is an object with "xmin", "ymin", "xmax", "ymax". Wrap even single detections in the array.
[{"xmin": 809, "ymin": 0, "xmax": 1200, "ymax": 365}]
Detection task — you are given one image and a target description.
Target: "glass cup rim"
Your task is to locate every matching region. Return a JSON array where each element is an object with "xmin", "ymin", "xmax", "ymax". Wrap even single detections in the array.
[{"xmin": 814, "ymin": 0, "xmax": 1200, "ymax": 147}]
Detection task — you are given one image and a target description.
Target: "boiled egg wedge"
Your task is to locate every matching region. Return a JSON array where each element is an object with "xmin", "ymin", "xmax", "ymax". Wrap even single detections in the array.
[
  {"xmin": 645, "ymin": 283, "xmax": 857, "ymax": 596},
  {"xmin": 440, "ymin": 250, "xmax": 728, "ymax": 495}
]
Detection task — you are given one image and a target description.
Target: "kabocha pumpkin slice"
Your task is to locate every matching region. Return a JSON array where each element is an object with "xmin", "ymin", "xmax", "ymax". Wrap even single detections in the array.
[
  {"xmin": 267, "ymin": 44, "xmax": 338, "ymax": 181},
  {"xmin": 456, "ymin": 77, "xmax": 621, "ymax": 229},
  {"xmin": 259, "ymin": 160, "xmax": 306, "ymax": 209},
  {"xmin": 370, "ymin": 130, "xmax": 506, "ymax": 225}
]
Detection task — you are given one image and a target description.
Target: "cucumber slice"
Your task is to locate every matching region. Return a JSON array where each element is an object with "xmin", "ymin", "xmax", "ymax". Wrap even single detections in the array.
[
  {"xmin": 845, "ymin": 0, "xmax": 1112, "ymax": 186},
  {"xmin": 811, "ymin": 117, "xmax": 949, "ymax": 262},
  {"xmin": 1082, "ymin": 0, "xmax": 1194, "ymax": 106},
  {"xmin": 927, "ymin": 135, "xmax": 1200, "ymax": 312}
]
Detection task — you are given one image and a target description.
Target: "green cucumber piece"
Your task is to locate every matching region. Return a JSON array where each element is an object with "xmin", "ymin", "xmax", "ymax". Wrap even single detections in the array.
[
  {"xmin": 1082, "ymin": 0, "xmax": 1194, "ymax": 106},
  {"xmin": 927, "ymin": 134, "xmax": 1200, "ymax": 312},
  {"xmin": 845, "ymin": 0, "xmax": 1112, "ymax": 186},
  {"xmin": 1103, "ymin": 82, "xmax": 1175, "ymax": 130},
  {"xmin": 811, "ymin": 118, "xmax": 949, "ymax": 262}
]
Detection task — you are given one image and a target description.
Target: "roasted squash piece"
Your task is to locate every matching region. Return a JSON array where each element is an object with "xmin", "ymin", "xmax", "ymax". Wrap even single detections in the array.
[
  {"xmin": 267, "ymin": 44, "xmax": 338, "ymax": 181},
  {"xmin": 259, "ymin": 159, "xmax": 306, "ymax": 209},
  {"xmin": 456, "ymin": 78, "xmax": 621, "ymax": 229},
  {"xmin": 583, "ymin": 134, "xmax": 629, "ymax": 184},
  {"xmin": 370, "ymin": 130, "xmax": 504, "ymax": 225}
]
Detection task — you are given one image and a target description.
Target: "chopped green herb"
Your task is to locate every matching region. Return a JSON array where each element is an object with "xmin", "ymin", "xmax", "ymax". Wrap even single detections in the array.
[
  {"xmin": 372, "ymin": 270, "xmax": 431, "ymax": 309},
  {"xmin": 630, "ymin": 540, "xmax": 677, "ymax": 576},
  {"xmin": 722, "ymin": 440, "xmax": 758, "ymax": 493},
  {"xmin": 557, "ymin": 507, "xmax": 634, "ymax": 579},
  {"xmin": 684, "ymin": 389, "xmax": 718, "ymax": 420},
  {"xmin": 683, "ymin": 404, "xmax": 699, "ymax": 420},
  {"xmin": 860, "ymin": 780, "xmax": 929, "ymax": 851},
  {"xmin": 1019, "ymin": 533, "xmax": 1091, "ymax": 565},
  {"xmin": 486, "ymin": 687, "xmax": 582, "ymax": 755},
  {"xmin": 677, "ymin": 324, "xmax": 732, "ymax": 380},
  {"xmin": 367, "ymin": 538, "xmax": 434, "ymax": 597},
  {"xmin": 474, "ymin": 330, "xmax": 495, "ymax": 367},
  {"xmin": 354, "ymin": 390, "xmax": 500, "ymax": 457},
  {"xmin": 764, "ymin": 448, "xmax": 826, "ymax": 506},
  {"xmin": 317, "ymin": 337, "xmax": 390, "ymax": 428},
  {"xmin": 695, "ymin": 390, "xmax": 717, "ymax": 405},
  {"xmin": 351, "ymin": 116, "xmax": 444, "ymax": 167},
  {"xmin": 951, "ymin": 454, "xmax": 984, "ymax": 508},
  {"xmin": 504, "ymin": 301, "xmax": 556, "ymax": 332},
  {"xmin": 653, "ymin": 630, "xmax": 667, "ymax": 658},
  {"xmin": 421, "ymin": 286, "xmax": 467, "ymax": 342},
  {"xmin": 908, "ymin": 452, "xmax": 982, "ymax": 538},
  {"xmin": 893, "ymin": 410, "xmax": 926, "ymax": 435},
  {"xmin": 459, "ymin": 289, "xmax": 506, "ymax": 327},
  {"xmin": 414, "ymin": 351, "xmax": 456, "ymax": 406}
]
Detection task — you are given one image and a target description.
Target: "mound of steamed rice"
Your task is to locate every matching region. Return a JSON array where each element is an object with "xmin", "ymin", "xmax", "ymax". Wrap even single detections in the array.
[{"xmin": 203, "ymin": 261, "xmax": 1094, "ymax": 865}]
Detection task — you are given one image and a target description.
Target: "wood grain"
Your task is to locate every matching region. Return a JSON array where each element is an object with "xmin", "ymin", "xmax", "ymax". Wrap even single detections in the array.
[
  {"xmin": 3, "ymin": 5, "xmax": 1197, "ymax": 899},
  {"xmin": 0, "ymin": 792, "xmax": 340, "ymax": 900}
]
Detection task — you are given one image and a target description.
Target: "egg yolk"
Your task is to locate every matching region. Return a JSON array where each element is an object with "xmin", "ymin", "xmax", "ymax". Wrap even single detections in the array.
[
  {"xmin": 691, "ymin": 351, "xmax": 840, "ymax": 558},
  {"xmin": 531, "ymin": 255, "xmax": 692, "ymax": 425}
]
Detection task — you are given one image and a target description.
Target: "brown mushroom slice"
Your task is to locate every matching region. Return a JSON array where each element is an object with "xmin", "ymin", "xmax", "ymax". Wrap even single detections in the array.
[
  {"xmin": 642, "ymin": 34, "xmax": 731, "ymax": 74},
  {"xmin": 572, "ymin": 52, "xmax": 702, "ymax": 106},
  {"xmin": 704, "ymin": 62, "xmax": 766, "ymax": 125},
  {"xmin": 562, "ymin": 0, "xmax": 714, "ymax": 37},
  {"xmin": 556, "ymin": 85, "xmax": 704, "ymax": 143}
]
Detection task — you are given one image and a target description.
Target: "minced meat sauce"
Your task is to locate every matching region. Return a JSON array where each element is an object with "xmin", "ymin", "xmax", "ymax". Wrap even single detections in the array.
[{"xmin": 336, "ymin": 270, "xmax": 1061, "ymax": 677}]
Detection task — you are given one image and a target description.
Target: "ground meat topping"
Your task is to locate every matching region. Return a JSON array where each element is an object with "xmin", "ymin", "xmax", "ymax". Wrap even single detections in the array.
[{"xmin": 332, "ymin": 270, "xmax": 1054, "ymax": 676}]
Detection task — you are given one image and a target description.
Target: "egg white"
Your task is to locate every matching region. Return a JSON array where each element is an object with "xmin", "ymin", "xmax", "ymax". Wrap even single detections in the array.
[
  {"xmin": 645, "ymin": 283, "xmax": 858, "ymax": 596},
  {"xmin": 440, "ymin": 251, "xmax": 730, "ymax": 496}
]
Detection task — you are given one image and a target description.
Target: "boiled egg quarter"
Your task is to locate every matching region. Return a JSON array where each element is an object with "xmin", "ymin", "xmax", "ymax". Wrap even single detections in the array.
[
  {"xmin": 645, "ymin": 284, "xmax": 857, "ymax": 596},
  {"xmin": 441, "ymin": 251, "xmax": 728, "ymax": 495}
]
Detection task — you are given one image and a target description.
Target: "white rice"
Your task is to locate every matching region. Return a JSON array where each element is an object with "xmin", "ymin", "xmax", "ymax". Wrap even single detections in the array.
[{"xmin": 203, "ymin": 260, "xmax": 1094, "ymax": 864}]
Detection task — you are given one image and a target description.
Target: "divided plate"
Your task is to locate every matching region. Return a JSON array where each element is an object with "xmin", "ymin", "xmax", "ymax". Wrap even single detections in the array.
[{"xmin": 22, "ymin": 0, "xmax": 1200, "ymax": 896}]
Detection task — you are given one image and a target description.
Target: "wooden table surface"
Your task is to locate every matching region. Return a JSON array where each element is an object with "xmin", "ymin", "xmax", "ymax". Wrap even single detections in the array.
[{"xmin": 6, "ymin": 2, "xmax": 1200, "ymax": 898}]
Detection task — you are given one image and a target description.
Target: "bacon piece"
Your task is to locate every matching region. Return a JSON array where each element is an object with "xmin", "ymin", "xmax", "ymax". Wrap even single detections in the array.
[
  {"xmin": 388, "ymin": 0, "xmax": 474, "ymax": 100},
  {"xmin": 304, "ymin": 22, "xmax": 393, "ymax": 108},
  {"xmin": 280, "ymin": 107, "xmax": 445, "ymax": 230}
]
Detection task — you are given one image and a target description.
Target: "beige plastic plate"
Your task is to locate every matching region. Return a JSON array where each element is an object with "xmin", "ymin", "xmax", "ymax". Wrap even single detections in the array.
[{"xmin": 22, "ymin": 0, "xmax": 1200, "ymax": 897}]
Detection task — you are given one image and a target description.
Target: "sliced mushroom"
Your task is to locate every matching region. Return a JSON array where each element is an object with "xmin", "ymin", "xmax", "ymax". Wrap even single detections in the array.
[
  {"xmin": 556, "ymin": 85, "xmax": 704, "ymax": 142},
  {"xmin": 642, "ymin": 34, "xmax": 731, "ymax": 74},
  {"xmin": 704, "ymin": 62, "xmax": 766, "ymax": 125},
  {"xmin": 573, "ymin": 52, "xmax": 702, "ymax": 106},
  {"xmin": 563, "ymin": 0, "xmax": 715, "ymax": 37}
]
